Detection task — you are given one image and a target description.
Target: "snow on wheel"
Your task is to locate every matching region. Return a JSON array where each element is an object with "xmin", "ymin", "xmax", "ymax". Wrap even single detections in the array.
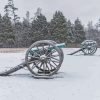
[
  {"xmin": 25, "ymin": 40, "xmax": 63, "ymax": 76},
  {"xmin": 81, "ymin": 40, "xmax": 97, "ymax": 55}
]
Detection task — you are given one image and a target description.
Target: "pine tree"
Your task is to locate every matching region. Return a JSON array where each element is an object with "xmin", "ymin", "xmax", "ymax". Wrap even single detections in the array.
[
  {"xmin": 1, "ymin": 14, "xmax": 15, "ymax": 47},
  {"xmin": 2, "ymin": 14, "xmax": 13, "ymax": 33},
  {"xmin": 0, "ymin": 14, "xmax": 3, "ymax": 33},
  {"xmin": 34, "ymin": 8, "xmax": 42, "ymax": 20},
  {"xmin": 86, "ymin": 21, "xmax": 98, "ymax": 40},
  {"xmin": 4, "ymin": 0, "xmax": 20, "ymax": 25},
  {"xmin": 74, "ymin": 18, "xmax": 86, "ymax": 43},
  {"xmin": 24, "ymin": 11, "xmax": 30, "ymax": 26},
  {"xmin": 49, "ymin": 11, "xmax": 68, "ymax": 43},
  {"xmin": 0, "ymin": 14, "xmax": 3, "ymax": 46},
  {"xmin": 13, "ymin": 21, "xmax": 23, "ymax": 47},
  {"xmin": 31, "ymin": 10, "xmax": 48, "ymax": 42},
  {"xmin": 21, "ymin": 11, "xmax": 31, "ymax": 47},
  {"xmin": 67, "ymin": 20, "xmax": 76, "ymax": 43}
]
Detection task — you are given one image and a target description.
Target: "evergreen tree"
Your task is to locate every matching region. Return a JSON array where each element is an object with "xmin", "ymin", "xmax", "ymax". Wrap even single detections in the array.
[
  {"xmin": 24, "ymin": 11, "xmax": 30, "ymax": 26},
  {"xmin": 13, "ymin": 21, "xmax": 23, "ymax": 47},
  {"xmin": 34, "ymin": 8, "xmax": 42, "ymax": 20},
  {"xmin": 67, "ymin": 20, "xmax": 76, "ymax": 43},
  {"xmin": 21, "ymin": 11, "xmax": 32, "ymax": 47},
  {"xmin": 0, "ymin": 14, "xmax": 3, "ymax": 33},
  {"xmin": 95, "ymin": 19, "xmax": 100, "ymax": 31},
  {"xmin": 2, "ymin": 14, "xmax": 13, "ymax": 33},
  {"xmin": 49, "ymin": 11, "xmax": 68, "ymax": 43},
  {"xmin": 86, "ymin": 21, "xmax": 98, "ymax": 40},
  {"xmin": 4, "ymin": 0, "xmax": 20, "ymax": 25},
  {"xmin": 31, "ymin": 11, "xmax": 48, "ymax": 42},
  {"xmin": 1, "ymin": 14, "xmax": 15, "ymax": 47},
  {"xmin": 74, "ymin": 18, "xmax": 86, "ymax": 43},
  {"xmin": 87, "ymin": 21, "xmax": 94, "ymax": 31}
]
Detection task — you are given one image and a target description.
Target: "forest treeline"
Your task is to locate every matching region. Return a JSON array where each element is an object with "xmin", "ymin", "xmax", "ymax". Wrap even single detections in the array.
[{"xmin": 0, "ymin": 0, "xmax": 100, "ymax": 48}]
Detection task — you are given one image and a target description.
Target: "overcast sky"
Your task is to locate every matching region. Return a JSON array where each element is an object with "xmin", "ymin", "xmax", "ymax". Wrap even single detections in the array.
[{"xmin": 0, "ymin": 0, "xmax": 100, "ymax": 26}]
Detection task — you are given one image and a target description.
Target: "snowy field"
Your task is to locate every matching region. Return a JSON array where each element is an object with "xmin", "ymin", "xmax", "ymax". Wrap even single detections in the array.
[{"xmin": 0, "ymin": 48, "xmax": 100, "ymax": 100}]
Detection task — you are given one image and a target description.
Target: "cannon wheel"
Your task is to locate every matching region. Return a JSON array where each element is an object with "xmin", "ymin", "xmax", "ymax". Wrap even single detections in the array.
[
  {"xmin": 25, "ymin": 40, "xmax": 63, "ymax": 76},
  {"xmin": 81, "ymin": 40, "xmax": 97, "ymax": 55}
]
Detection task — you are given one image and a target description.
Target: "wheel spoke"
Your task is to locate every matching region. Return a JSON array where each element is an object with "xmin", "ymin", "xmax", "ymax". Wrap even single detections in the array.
[
  {"xmin": 31, "ymin": 64, "xmax": 36, "ymax": 69},
  {"xmin": 49, "ymin": 59, "xmax": 58, "ymax": 67},
  {"xmin": 50, "ymin": 56, "xmax": 60, "ymax": 62},
  {"xmin": 51, "ymin": 60, "xmax": 59, "ymax": 63},
  {"xmin": 28, "ymin": 61, "xmax": 40, "ymax": 70},
  {"xmin": 33, "ymin": 61, "xmax": 41, "ymax": 70},
  {"xmin": 87, "ymin": 49, "xmax": 89, "ymax": 54},
  {"xmin": 38, "ymin": 62, "xmax": 43, "ymax": 71},
  {"xmin": 84, "ymin": 49, "xmax": 88, "ymax": 54},
  {"xmin": 50, "ymin": 54, "xmax": 59, "ymax": 57},
  {"xmin": 47, "ymin": 56, "xmax": 60, "ymax": 63},
  {"xmin": 43, "ymin": 63, "xmax": 45, "ymax": 73},
  {"xmin": 47, "ymin": 49, "xmax": 56, "ymax": 57},
  {"xmin": 47, "ymin": 61, "xmax": 56, "ymax": 70},
  {"xmin": 45, "ymin": 62, "xmax": 51, "ymax": 73}
]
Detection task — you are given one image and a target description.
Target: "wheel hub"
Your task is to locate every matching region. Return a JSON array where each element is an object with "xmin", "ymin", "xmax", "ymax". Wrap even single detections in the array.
[
  {"xmin": 40, "ymin": 55, "xmax": 47, "ymax": 62},
  {"xmin": 87, "ymin": 46, "xmax": 92, "ymax": 50}
]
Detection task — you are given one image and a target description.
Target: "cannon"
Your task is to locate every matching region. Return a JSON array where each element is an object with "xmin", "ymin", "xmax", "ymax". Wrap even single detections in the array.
[
  {"xmin": 0, "ymin": 40, "xmax": 65, "ymax": 78},
  {"xmin": 68, "ymin": 40, "xmax": 97, "ymax": 55}
]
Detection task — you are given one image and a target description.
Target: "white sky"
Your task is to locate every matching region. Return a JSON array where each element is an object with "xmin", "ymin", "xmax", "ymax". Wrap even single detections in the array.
[{"xmin": 0, "ymin": 0, "xmax": 100, "ymax": 26}]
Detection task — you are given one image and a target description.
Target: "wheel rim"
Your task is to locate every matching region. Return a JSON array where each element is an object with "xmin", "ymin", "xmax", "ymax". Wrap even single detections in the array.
[{"xmin": 25, "ymin": 40, "xmax": 63, "ymax": 76}]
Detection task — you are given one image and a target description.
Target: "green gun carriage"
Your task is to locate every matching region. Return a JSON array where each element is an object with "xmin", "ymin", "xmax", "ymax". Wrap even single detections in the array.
[
  {"xmin": 0, "ymin": 40, "xmax": 65, "ymax": 78},
  {"xmin": 68, "ymin": 40, "xmax": 97, "ymax": 55}
]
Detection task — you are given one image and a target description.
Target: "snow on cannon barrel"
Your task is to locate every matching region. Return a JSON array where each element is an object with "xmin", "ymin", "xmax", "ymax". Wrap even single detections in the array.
[
  {"xmin": 68, "ymin": 40, "xmax": 97, "ymax": 55},
  {"xmin": 0, "ymin": 40, "xmax": 65, "ymax": 78}
]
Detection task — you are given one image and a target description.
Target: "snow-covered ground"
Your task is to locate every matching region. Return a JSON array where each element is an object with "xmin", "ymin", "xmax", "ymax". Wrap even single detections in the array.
[{"xmin": 0, "ymin": 48, "xmax": 100, "ymax": 100}]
